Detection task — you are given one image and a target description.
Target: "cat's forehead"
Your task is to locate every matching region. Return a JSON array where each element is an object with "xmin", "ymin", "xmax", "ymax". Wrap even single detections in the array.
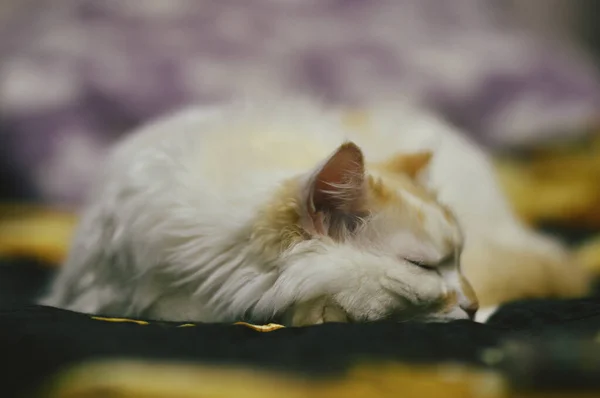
[{"xmin": 365, "ymin": 173, "xmax": 463, "ymax": 258}]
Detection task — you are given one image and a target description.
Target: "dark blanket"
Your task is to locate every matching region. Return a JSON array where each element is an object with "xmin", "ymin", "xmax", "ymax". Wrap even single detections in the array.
[{"xmin": 2, "ymin": 260, "xmax": 600, "ymax": 397}]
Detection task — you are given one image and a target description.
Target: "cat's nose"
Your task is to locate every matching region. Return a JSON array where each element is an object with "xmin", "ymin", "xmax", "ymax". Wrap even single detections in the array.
[{"xmin": 461, "ymin": 303, "xmax": 479, "ymax": 320}]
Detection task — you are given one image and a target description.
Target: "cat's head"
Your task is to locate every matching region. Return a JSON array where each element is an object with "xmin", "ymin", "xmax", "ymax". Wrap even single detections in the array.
[{"xmin": 293, "ymin": 141, "xmax": 478, "ymax": 322}]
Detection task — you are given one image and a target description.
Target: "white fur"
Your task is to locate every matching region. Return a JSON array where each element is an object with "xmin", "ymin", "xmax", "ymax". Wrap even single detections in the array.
[
  {"xmin": 40, "ymin": 98, "xmax": 565, "ymax": 324},
  {"xmin": 475, "ymin": 306, "xmax": 499, "ymax": 324}
]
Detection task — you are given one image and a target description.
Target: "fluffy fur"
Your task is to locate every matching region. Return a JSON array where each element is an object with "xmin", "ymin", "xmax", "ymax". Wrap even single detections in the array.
[{"xmin": 40, "ymin": 99, "xmax": 590, "ymax": 325}]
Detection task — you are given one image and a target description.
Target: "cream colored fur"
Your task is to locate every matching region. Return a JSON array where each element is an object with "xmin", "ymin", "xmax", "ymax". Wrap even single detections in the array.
[{"xmin": 40, "ymin": 98, "xmax": 590, "ymax": 325}]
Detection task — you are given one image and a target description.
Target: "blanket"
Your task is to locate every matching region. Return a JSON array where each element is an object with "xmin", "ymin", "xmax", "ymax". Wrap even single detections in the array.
[{"xmin": 2, "ymin": 296, "xmax": 600, "ymax": 397}]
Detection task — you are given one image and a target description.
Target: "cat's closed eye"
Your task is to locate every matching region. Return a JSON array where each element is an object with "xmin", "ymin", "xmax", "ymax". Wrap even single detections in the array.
[
  {"xmin": 405, "ymin": 258, "xmax": 436, "ymax": 270},
  {"xmin": 405, "ymin": 252, "xmax": 455, "ymax": 270}
]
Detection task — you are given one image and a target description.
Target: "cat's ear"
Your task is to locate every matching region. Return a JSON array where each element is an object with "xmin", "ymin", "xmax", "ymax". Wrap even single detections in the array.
[
  {"xmin": 380, "ymin": 151, "xmax": 432, "ymax": 180},
  {"xmin": 302, "ymin": 142, "xmax": 366, "ymax": 236}
]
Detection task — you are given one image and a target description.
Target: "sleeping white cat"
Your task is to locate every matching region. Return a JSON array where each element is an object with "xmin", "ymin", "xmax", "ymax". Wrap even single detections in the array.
[{"xmin": 40, "ymin": 98, "xmax": 590, "ymax": 325}]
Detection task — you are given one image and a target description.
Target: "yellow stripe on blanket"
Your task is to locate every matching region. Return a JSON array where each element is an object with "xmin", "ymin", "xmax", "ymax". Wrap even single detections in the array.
[
  {"xmin": 44, "ymin": 359, "xmax": 509, "ymax": 398},
  {"xmin": 576, "ymin": 235, "xmax": 600, "ymax": 275},
  {"xmin": 0, "ymin": 203, "xmax": 77, "ymax": 265},
  {"xmin": 90, "ymin": 316, "xmax": 285, "ymax": 331},
  {"xmin": 91, "ymin": 316, "xmax": 150, "ymax": 326},
  {"xmin": 234, "ymin": 322, "xmax": 285, "ymax": 332}
]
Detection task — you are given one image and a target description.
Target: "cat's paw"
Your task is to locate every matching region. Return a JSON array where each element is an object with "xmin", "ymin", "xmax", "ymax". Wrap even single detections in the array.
[
  {"xmin": 268, "ymin": 249, "xmax": 450, "ymax": 324},
  {"xmin": 285, "ymin": 297, "xmax": 349, "ymax": 326},
  {"xmin": 322, "ymin": 275, "xmax": 418, "ymax": 322},
  {"xmin": 331, "ymin": 264, "xmax": 446, "ymax": 322}
]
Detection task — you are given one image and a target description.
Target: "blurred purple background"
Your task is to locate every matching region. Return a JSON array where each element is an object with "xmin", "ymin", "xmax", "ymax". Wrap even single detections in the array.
[{"xmin": 1, "ymin": 0, "xmax": 599, "ymax": 206}]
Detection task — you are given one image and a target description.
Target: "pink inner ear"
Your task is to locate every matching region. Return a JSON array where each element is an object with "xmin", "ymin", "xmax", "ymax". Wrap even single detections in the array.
[{"xmin": 311, "ymin": 142, "xmax": 365, "ymax": 214}]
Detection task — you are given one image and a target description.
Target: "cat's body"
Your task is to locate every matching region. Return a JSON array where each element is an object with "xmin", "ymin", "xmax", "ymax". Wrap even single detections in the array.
[{"xmin": 41, "ymin": 99, "xmax": 589, "ymax": 325}]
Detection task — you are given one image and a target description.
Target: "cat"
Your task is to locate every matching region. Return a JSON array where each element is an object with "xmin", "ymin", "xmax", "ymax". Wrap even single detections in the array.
[{"xmin": 40, "ymin": 98, "xmax": 590, "ymax": 325}]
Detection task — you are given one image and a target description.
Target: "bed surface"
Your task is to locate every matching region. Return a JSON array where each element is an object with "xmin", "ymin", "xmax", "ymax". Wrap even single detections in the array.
[{"xmin": 2, "ymin": 257, "xmax": 600, "ymax": 397}]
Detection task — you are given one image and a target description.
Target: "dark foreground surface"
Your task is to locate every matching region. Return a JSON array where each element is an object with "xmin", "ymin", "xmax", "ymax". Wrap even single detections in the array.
[{"xmin": 2, "ymin": 259, "xmax": 600, "ymax": 397}]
